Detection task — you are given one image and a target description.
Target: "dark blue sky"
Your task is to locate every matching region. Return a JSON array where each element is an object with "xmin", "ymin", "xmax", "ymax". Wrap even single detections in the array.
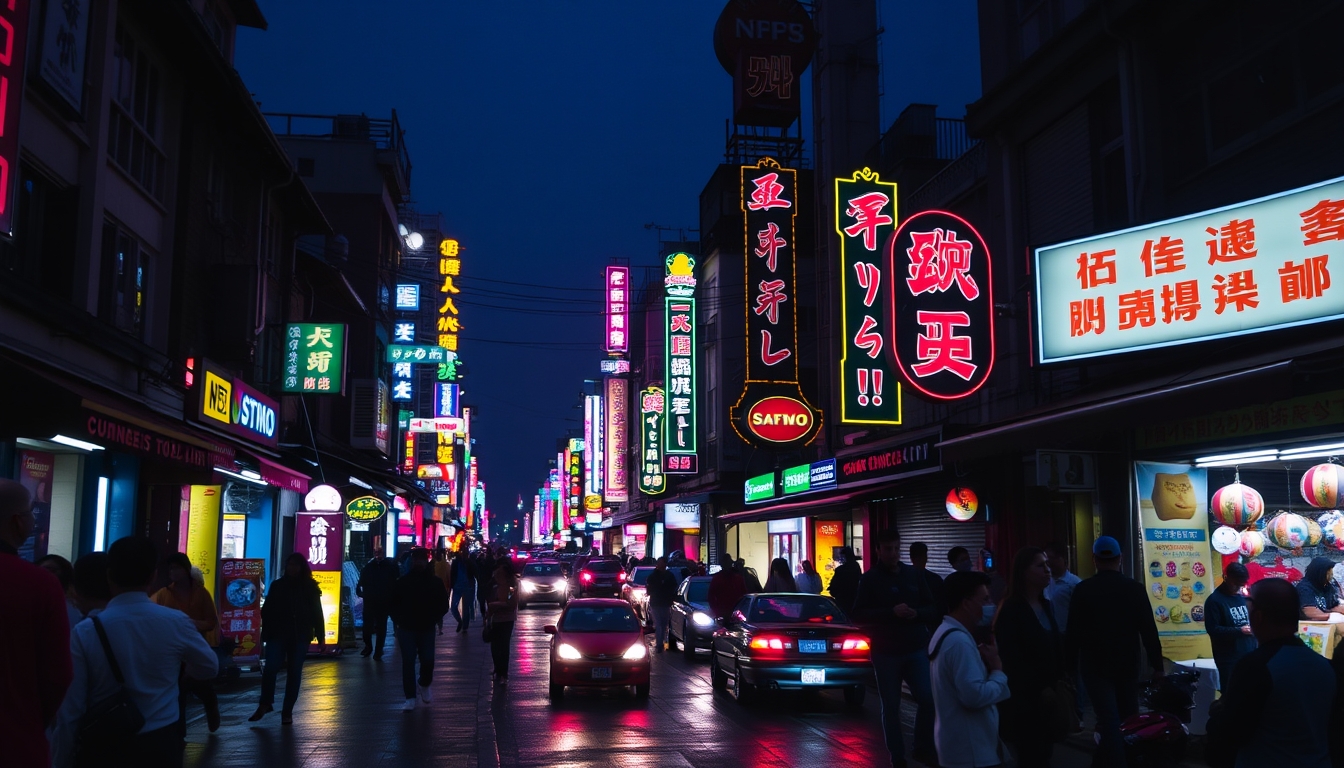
[{"xmin": 237, "ymin": 1, "xmax": 980, "ymax": 526}]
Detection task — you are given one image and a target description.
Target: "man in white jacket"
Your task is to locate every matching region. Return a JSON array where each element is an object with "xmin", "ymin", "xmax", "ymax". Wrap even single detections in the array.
[{"xmin": 928, "ymin": 570, "xmax": 1012, "ymax": 768}]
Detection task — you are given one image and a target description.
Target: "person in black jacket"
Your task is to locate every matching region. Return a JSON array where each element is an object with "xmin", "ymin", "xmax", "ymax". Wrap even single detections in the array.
[
  {"xmin": 357, "ymin": 555, "xmax": 397, "ymax": 659},
  {"xmin": 852, "ymin": 529, "xmax": 939, "ymax": 768},
  {"xmin": 1065, "ymin": 536, "xmax": 1163, "ymax": 768},
  {"xmin": 1204, "ymin": 561, "xmax": 1255, "ymax": 692},
  {"xmin": 250, "ymin": 553, "xmax": 325, "ymax": 725},
  {"xmin": 645, "ymin": 557, "xmax": 680, "ymax": 653},
  {"xmin": 828, "ymin": 547, "xmax": 861, "ymax": 613},
  {"xmin": 449, "ymin": 550, "xmax": 477, "ymax": 633},
  {"xmin": 994, "ymin": 547, "xmax": 1064, "ymax": 768},
  {"xmin": 389, "ymin": 548, "xmax": 451, "ymax": 710}
]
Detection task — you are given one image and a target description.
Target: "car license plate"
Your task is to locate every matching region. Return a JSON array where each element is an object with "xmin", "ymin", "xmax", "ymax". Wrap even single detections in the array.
[
  {"xmin": 800, "ymin": 668, "xmax": 826, "ymax": 685},
  {"xmin": 799, "ymin": 640, "xmax": 827, "ymax": 654},
  {"xmin": 592, "ymin": 667, "xmax": 612, "ymax": 680}
]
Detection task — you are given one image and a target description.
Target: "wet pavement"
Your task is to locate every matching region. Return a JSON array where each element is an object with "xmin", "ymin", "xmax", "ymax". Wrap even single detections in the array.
[{"xmin": 183, "ymin": 605, "xmax": 1150, "ymax": 768}]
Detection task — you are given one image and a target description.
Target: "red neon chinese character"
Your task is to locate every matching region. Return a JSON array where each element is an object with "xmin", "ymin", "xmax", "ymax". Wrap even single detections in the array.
[
  {"xmin": 671, "ymin": 335, "xmax": 692, "ymax": 355},
  {"xmin": 1076, "ymin": 249, "xmax": 1117, "ymax": 289},
  {"xmin": 759, "ymin": 330, "xmax": 792, "ymax": 366},
  {"xmin": 1117, "ymin": 289, "xmax": 1156, "ymax": 330},
  {"xmin": 1300, "ymin": 199, "xmax": 1344, "ymax": 246},
  {"xmin": 755, "ymin": 222, "xmax": 787, "ymax": 271},
  {"xmin": 911, "ymin": 311, "xmax": 975, "ymax": 381},
  {"xmin": 1160, "ymin": 280, "xmax": 1201, "ymax": 323},
  {"xmin": 1279, "ymin": 255, "xmax": 1331, "ymax": 302},
  {"xmin": 906, "ymin": 228, "xmax": 979, "ymax": 299},
  {"xmin": 854, "ymin": 261, "xmax": 881, "ymax": 307},
  {"xmin": 670, "ymin": 314, "xmax": 692, "ymax": 333},
  {"xmin": 853, "ymin": 315, "xmax": 882, "ymax": 359},
  {"xmin": 1140, "ymin": 236, "xmax": 1186, "ymax": 277},
  {"xmin": 1069, "ymin": 297, "xmax": 1105, "ymax": 336},
  {"xmin": 754, "ymin": 279, "xmax": 788, "ymax": 324},
  {"xmin": 843, "ymin": 192, "xmax": 893, "ymax": 251},
  {"xmin": 1213, "ymin": 270, "xmax": 1259, "ymax": 314},
  {"xmin": 1205, "ymin": 218, "xmax": 1258, "ymax": 264},
  {"xmin": 747, "ymin": 172, "xmax": 791, "ymax": 211}
]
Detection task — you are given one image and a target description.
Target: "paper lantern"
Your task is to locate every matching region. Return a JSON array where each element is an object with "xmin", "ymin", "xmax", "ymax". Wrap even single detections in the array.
[
  {"xmin": 1307, "ymin": 518, "xmax": 1324, "ymax": 547},
  {"xmin": 1300, "ymin": 464, "xmax": 1344, "ymax": 508},
  {"xmin": 1210, "ymin": 482, "xmax": 1265, "ymax": 528},
  {"xmin": 1266, "ymin": 513, "xmax": 1310, "ymax": 549},
  {"xmin": 1211, "ymin": 526, "xmax": 1241, "ymax": 555},
  {"xmin": 1319, "ymin": 511, "xmax": 1344, "ymax": 550},
  {"xmin": 945, "ymin": 487, "xmax": 979, "ymax": 522},
  {"xmin": 1238, "ymin": 529, "xmax": 1265, "ymax": 558}
]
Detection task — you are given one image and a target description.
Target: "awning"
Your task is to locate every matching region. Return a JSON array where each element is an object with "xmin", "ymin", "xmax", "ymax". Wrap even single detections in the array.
[{"xmin": 256, "ymin": 456, "xmax": 311, "ymax": 494}]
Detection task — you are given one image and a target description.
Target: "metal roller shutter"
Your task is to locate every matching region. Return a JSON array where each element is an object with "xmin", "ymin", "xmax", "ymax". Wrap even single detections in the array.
[{"xmin": 870, "ymin": 478, "xmax": 986, "ymax": 576}]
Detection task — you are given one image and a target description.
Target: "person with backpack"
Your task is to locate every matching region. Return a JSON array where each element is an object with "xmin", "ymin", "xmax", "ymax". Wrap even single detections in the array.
[
  {"xmin": 389, "ymin": 548, "xmax": 450, "ymax": 710},
  {"xmin": 929, "ymin": 570, "xmax": 1011, "ymax": 768}
]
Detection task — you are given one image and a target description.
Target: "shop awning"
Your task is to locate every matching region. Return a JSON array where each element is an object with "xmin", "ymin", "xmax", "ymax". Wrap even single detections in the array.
[{"xmin": 256, "ymin": 456, "xmax": 311, "ymax": 494}]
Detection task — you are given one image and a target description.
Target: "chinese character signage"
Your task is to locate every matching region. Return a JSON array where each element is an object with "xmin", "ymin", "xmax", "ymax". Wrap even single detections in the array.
[
  {"xmin": 437, "ymin": 239, "xmax": 464, "ymax": 356},
  {"xmin": 584, "ymin": 395, "xmax": 602, "ymax": 497},
  {"xmin": 391, "ymin": 359, "xmax": 413, "ymax": 402},
  {"xmin": 711, "ymin": 0, "xmax": 817, "ymax": 128},
  {"xmin": 345, "ymin": 496, "xmax": 388, "ymax": 523},
  {"xmin": 408, "ymin": 417, "xmax": 465, "ymax": 434},
  {"xmin": 0, "ymin": 0, "xmax": 30, "ymax": 238},
  {"xmin": 386, "ymin": 345, "xmax": 449, "ymax": 363},
  {"xmin": 733, "ymin": 157, "xmax": 821, "ymax": 447},
  {"xmin": 219, "ymin": 559, "xmax": 264, "ymax": 664},
  {"xmin": 295, "ymin": 508, "xmax": 343, "ymax": 646},
  {"xmin": 744, "ymin": 472, "xmax": 777, "ymax": 503},
  {"xmin": 283, "ymin": 323, "xmax": 346, "ymax": 394},
  {"xmin": 604, "ymin": 376, "xmax": 629, "ymax": 502},
  {"xmin": 435, "ymin": 383, "xmax": 460, "ymax": 418},
  {"xmin": 568, "ymin": 447, "xmax": 582, "ymax": 520},
  {"xmin": 1135, "ymin": 462, "xmax": 1213, "ymax": 660},
  {"xmin": 888, "ymin": 210, "xmax": 995, "ymax": 400},
  {"xmin": 606, "ymin": 266, "xmax": 629, "ymax": 353},
  {"xmin": 395, "ymin": 283, "xmax": 420, "ymax": 310},
  {"xmin": 1035, "ymin": 176, "xmax": 1344, "ymax": 364},
  {"xmin": 837, "ymin": 168, "xmax": 902, "ymax": 423},
  {"xmin": 393, "ymin": 322, "xmax": 416, "ymax": 344},
  {"xmin": 638, "ymin": 386, "xmax": 666, "ymax": 495},
  {"xmin": 664, "ymin": 252, "xmax": 698, "ymax": 464}
]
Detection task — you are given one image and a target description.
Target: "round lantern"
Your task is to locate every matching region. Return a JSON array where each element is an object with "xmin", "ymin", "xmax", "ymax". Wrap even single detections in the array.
[
  {"xmin": 945, "ymin": 487, "xmax": 979, "ymax": 522},
  {"xmin": 1210, "ymin": 482, "xmax": 1265, "ymax": 528},
  {"xmin": 1211, "ymin": 526, "xmax": 1242, "ymax": 555},
  {"xmin": 1238, "ymin": 529, "xmax": 1266, "ymax": 558},
  {"xmin": 1300, "ymin": 463, "xmax": 1344, "ymax": 508},
  {"xmin": 1319, "ymin": 510, "xmax": 1344, "ymax": 550},
  {"xmin": 1266, "ymin": 512, "xmax": 1311, "ymax": 549},
  {"xmin": 1307, "ymin": 517, "xmax": 1324, "ymax": 547}
]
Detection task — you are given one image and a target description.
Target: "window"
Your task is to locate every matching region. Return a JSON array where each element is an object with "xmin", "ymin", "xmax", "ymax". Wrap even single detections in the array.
[
  {"xmin": 0, "ymin": 165, "xmax": 79, "ymax": 301},
  {"xmin": 100, "ymin": 221, "xmax": 150, "ymax": 339},
  {"xmin": 705, "ymin": 351, "xmax": 718, "ymax": 440},
  {"xmin": 108, "ymin": 26, "xmax": 166, "ymax": 201},
  {"xmin": 560, "ymin": 605, "xmax": 639, "ymax": 633}
]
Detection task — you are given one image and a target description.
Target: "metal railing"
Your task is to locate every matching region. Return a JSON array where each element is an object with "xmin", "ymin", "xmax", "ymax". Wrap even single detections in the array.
[{"xmin": 264, "ymin": 111, "xmax": 412, "ymax": 193}]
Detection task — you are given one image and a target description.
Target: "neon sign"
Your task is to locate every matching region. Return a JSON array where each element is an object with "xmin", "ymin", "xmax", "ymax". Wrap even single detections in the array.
[
  {"xmin": 604, "ymin": 376, "xmax": 629, "ymax": 502},
  {"xmin": 606, "ymin": 266, "xmax": 629, "ymax": 354},
  {"xmin": 837, "ymin": 168, "xmax": 902, "ymax": 423},
  {"xmin": 437, "ymin": 239, "xmax": 463, "ymax": 356},
  {"xmin": 638, "ymin": 386, "xmax": 667, "ymax": 495},
  {"xmin": 664, "ymin": 253, "xmax": 698, "ymax": 468},
  {"xmin": 282, "ymin": 323, "xmax": 346, "ymax": 394}
]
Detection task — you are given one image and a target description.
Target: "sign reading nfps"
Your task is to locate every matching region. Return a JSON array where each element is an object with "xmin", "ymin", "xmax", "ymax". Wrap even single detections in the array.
[
  {"xmin": 712, "ymin": 0, "xmax": 818, "ymax": 128},
  {"xmin": 837, "ymin": 168, "xmax": 901, "ymax": 423},
  {"xmin": 888, "ymin": 211, "xmax": 995, "ymax": 400},
  {"xmin": 1035, "ymin": 176, "xmax": 1344, "ymax": 364}
]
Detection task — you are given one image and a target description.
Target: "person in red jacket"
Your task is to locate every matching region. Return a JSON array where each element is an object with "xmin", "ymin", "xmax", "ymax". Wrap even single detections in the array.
[
  {"xmin": 709, "ymin": 556, "xmax": 747, "ymax": 620},
  {"xmin": 0, "ymin": 479, "xmax": 72, "ymax": 768}
]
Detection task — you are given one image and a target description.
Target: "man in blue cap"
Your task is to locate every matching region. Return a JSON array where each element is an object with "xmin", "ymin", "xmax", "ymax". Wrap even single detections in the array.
[{"xmin": 1065, "ymin": 535, "xmax": 1163, "ymax": 768}]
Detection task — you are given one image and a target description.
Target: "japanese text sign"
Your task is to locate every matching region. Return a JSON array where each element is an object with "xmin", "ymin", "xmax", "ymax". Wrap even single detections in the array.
[
  {"xmin": 1035, "ymin": 176, "xmax": 1344, "ymax": 363},
  {"xmin": 395, "ymin": 283, "xmax": 420, "ymax": 311},
  {"xmin": 606, "ymin": 266, "xmax": 629, "ymax": 353},
  {"xmin": 639, "ymin": 386, "xmax": 666, "ymax": 495},
  {"xmin": 888, "ymin": 210, "xmax": 995, "ymax": 400},
  {"xmin": 837, "ymin": 168, "xmax": 902, "ymax": 423},
  {"xmin": 604, "ymin": 376, "xmax": 629, "ymax": 503},
  {"xmin": 0, "ymin": 0, "xmax": 30, "ymax": 238},
  {"xmin": 664, "ymin": 252, "xmax": 698, "ymax": 460},
  {"xmin": 282, "ymin": 323, "xmax": 346, "ymax": 394}
]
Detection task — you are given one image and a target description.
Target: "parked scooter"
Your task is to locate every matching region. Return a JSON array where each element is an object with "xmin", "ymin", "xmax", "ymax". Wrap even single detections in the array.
[{"xmin": 1115, "ymin": 671, "xmax": 1199, "ymax": 766}]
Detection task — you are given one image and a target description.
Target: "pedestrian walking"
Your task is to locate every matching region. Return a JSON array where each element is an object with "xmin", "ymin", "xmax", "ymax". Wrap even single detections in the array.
[
  {"xmin": 357, "ymin": 555, "xmax": 397, "ymax": 659},
  {"xmin": 0, "ymin": 479, "xmax": 72, "ymax": 768},
  {"xmin": 1204, "ymin": 561, "xmax": 1255, "ymax": 692},
  {"xmin": 994, "ymin": 547, "xmax": 1064, "ymax": 768},
  {"xmin": 929, "ymin": 570, "xmax": 1011, "ymax": 768},
  {"xmin": 389, "ymin": 548, "xmax": 450, "ymax": 711},
  {"xmin": 249, "ymin": 552, "xmax": 325, "ymax": 725},
  {"xmin": 763, "ymin": 557, "xmax": 797, "ymax": 592},
  {"xmin": 450, "ymin": 549, "xmax": 477, "ymax": 633},
  {"xmin": 1207, "ymin": 577, "xmax": 1335, "ymax": 768},
  {"xmin": 475, "ymin": 551, "xmax": 494, "ymax": 619},
  {"xmin": 796, "ymin": 560, "xmax": 823, "ymax": 594},
  {"xmin": 53, "ymin": 536, "xmax": 216, "ymax": 768},
  {"xmin": 852, "ymin": 529, "xmax": 939, "ymax": 768},
  {"xmin": 150, "ymin": 552, "xmax": 222, "ymax": 733},
  {"xmin": 708, "ymin": 557, "xmax": 747, "ymax": 619},
  {"xmin": 828, "ymin": 547, "xmax": 861, "ymax": 613},
  {"xmin": 432, "ymin": 549, "xmax": 452, "ymax": 635},
  {"xmin": 1065, "ymin": 536, "xmax": 1163, "ymax": 768},
  {"xmin": 487, "ymin": 558, "xmax": 520, "ymax": 684},
  {"xmin": 645, "ymin": 556, "xmax": 679, "ymax": 653}
]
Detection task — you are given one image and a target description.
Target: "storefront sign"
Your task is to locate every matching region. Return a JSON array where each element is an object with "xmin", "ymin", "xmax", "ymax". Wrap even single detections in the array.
[
  {"xmin": 945, "ymin": 487, "xmax": 979, "ymax": 522},
  {"xmin": 194, "ymin": 361, "xmax": 279, "ymax": 447},
  {"xmin": 436, "ymin": 239, "xmax": 464, "ymax": 356},
  {"xmin": 1137, "ymin": 389, "xmax": 1344, "ymax": 450},
  {"xmin": 665, "ymin": 503, "xmax": 700, "ymax": 530},
  {"xmin": 259, "ymin": 459, "xmax": 309, "ymax": 495},
  {"xmin": 639, "ymin": 387, "xmax": 667, "ymax": 495},
  {"xmin": 888, "ymin": 210, "xmax": 995, "ymax": 400},
  {"xmin": 568, "ymin": 447, "xmax": 582, "ymax": 518},
  {"xmin": 837, "ymin": 168, "xmax": 902, "ymax": 424},
  {"xmin": 664, "ymin": 253, "xmax": 698, "ymax": 463},
  {"xmin": 283, "ymin": 323, "xmax": 346, "ymax": 394},
  {"xmin": 408, "ymin": 417, "xmax": 465, "ymax": 434},
  {"xmin": 187, "ymin": 486, "xmax": 222, "ymax": 600},
  {"xmin": 1036, "ymin": 176, "xmax": 1344, "ymax": 364},
  {"xmin": 606, "ymin": 266, "xmax": 629, "ymax": 353},
  {"xmin": 386, "ymin": 345, "xmax": 450, "ymax": 363},
  {"xmin": 745, "ymin": 396, "xmax": 814, "ymax": 443},
  {"xmin": 604, "ymin": 377, "xmax": 628, "ymax": 502},
  {"xmin": 600, "ymin": 359, "xmax": 631, "ymax": 374},
  {"xmin": 584, "ymin": 395, "xmax": 602, "ymax": 497},
  {"xmin": 83, "ymin": 410, "xmax": 234, "ymax": 470},
  {"xmin": 744, "ymin": 472, "xmax": 777, "ymax": 503},
  {"xmin": 296, "ymin": 507, "xmax": 343, "ymax": 645},
  {"xmin": 838, "ymin": 435, "xmax": 941, "ymax": 486},
  {"xmin": 0, "ymin": 0, "xmax": 30, "ymax": 238},
  {"xmin": 781, "ymin": 458, "xmax": 839, "ymax": 496},
  {"xmin": 393, "ymin": 321, "xmax": 416, "ymax": 344},
  {"xmin": 346, "ymin": 495, "xmax": 388, "ymax": 523},
  {"xmin": 814, "ymin": 520, "xmax": 846, "ymax": 594},
  {"xmin": 219, "ymin": 559, "xmax": 264, "ymax": 664},
  {"xmin": 1135, "ymin": 462, "xmax": 1213, "ymax": 660},
  {"xmin": 395, "ymin": 283, "xmax": 420, "ymax": 310},
  {"xmin": 38, "ymin": 0, "xmax": 87, "ymax": 112},
  {"xmin": 711, "ymin": 0, "xmax": 817, "ymax": 128},
  {"xmin": 391, "ymin": 359, "xmax": 413, "ymax": 402},
  {"xmin": 434, "ymin": 383, "xmax": 460, "ymax": 418}
]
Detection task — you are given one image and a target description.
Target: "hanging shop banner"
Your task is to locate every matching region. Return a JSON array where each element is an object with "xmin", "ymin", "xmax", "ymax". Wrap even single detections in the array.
[
  {"xmin": 837, "ymin": 168, "xmax": 902, "ymax": 424},
  {"xmin": 733, "ymin": 157, "xmax": 821, "ymax": 448},
  {"xmin": 283, "ymin": 323, "xmax": 347, "ymax": 394},
  {"xmin": 1135, "ymin": 461, "xmax": 1213, "ymax": 660},
  {"xmin": 187, "ymin": 486, "xmax": 222, "ymax": 600},
  {"xmin": 664, "ymin": 253, "xmax": 699, "ymax": 465},
  {"xmin": 887, "ymin": 210, "xmax": 995, "ymax": 400},
  {"xmin": 600, "ymin": 359, "xmax": 631, "ymax": 374},
  {"xmin": 1035, "ymin": 175, "xmax": 1344, "ymax": 364},
  {"xmin": 604, "ymin": 376, "xmax": 629, "ymax": 502},
  {"xmin": 296, "ymin": 509, "xmax": 343, "ymax": 645},
  {"xmin": 606, "ymin": 266, "xmax": 630, "ymax": 353},
  {"xmin": 194, "ymin": 362, "xmax": 282, "ymax": 447},
  {"xmin": 219, "ymin": 558, "xmax": 264, "ymax": 664},
  {"xmin": 584, "ymin": 395, "xmax": 602, "ymax": 497},
  {"xmin": 437, "ymin": 239, "xmax": 464, "ymax": 356},
  {"xmin": 386, "ymin": 345, "xmax": 449, "ymax": 363},
  {"xmin": 639, "ymin": 386, "xmax": 667, "ymax": 495},
  {"xmin": 711, "ymin": 0, "xmax": 818, "ymax": 128},
  {"xmin": 0, "ymin": 0, "xmax": 30, "ymax": 238}
]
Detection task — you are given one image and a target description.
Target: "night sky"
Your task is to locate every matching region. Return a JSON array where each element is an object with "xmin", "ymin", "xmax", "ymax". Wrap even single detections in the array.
[{"xmin": 237, "ymin": 1, "xmax": 981, "ymax": 528}]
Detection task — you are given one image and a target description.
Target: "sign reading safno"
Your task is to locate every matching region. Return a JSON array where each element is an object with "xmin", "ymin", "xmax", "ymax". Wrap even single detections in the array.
[{"xmin": 746, "ymin": 396, "xmax": 814, "ymax": 443}]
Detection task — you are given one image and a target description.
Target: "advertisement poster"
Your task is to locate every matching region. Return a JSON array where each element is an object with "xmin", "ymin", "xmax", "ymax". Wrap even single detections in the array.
[
  {"xmin": 16, "ymin": 450, "xmax": 54, "ymax": 561},
  {"xmin": 295, "ymin": 509, "xmax": 343, "ymax": 646},
  {"xmin": 813, "ymin": 520, "xmax": 846, "ymax": 597},
  {"xmin": 187, "ymin": 486, "xmax": 222, "ymax": 600},
  {"xmin": 1135, "ymin": 462, "xmax": 1213, "ymax": 660},
  {"xmin": 218, "ymin": 559, "xmax": 264, "ymax": 663}
]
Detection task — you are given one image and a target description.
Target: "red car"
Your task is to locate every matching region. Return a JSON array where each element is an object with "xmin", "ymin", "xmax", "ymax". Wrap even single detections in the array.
[{"xmin": 545, "ymin": 599, "xmax": 650, "ymax": 701}]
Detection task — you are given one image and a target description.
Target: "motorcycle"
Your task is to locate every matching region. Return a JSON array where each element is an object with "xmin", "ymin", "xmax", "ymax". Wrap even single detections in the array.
[{"xmin": 1111, "ymin": 671, "xmax": 1200, "ymax": 766}]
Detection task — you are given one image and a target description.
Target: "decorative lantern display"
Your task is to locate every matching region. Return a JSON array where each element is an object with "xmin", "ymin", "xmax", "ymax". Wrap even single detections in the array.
[
  {"xmin": 945, "ymin": 487, "xmax": 979, "ymax": 522},
  {"xmin": 1307, "ymin": 517, "xmax": 1324, "ymax": 547},
  {"xmin": 1238, "ymin": 529, "xmax": 1266, "ymax": 558},
  {"xmin": 1211, "ymin": 526, "xmax": 1242, "ymax": 556},
  {"xmin": 1319, "ymin": 510, "xmax": 1344, "ymax": 551},
  {"xmin": 1266, "ymin": 512, "xmax": 1311, "ymax": 550},
  {"xmin": 1300, "ymin": 463, "xmax": 1344, "ymax": 509},
  {"xmin": 1210, "ymin": 482, "xmax": 1265, "ymax": 528}
]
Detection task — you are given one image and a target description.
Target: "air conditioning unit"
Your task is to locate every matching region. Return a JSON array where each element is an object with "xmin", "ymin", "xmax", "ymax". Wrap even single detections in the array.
[{"xmin": 350, "ymin": 378, "xmax": 391, "ymax": 456}]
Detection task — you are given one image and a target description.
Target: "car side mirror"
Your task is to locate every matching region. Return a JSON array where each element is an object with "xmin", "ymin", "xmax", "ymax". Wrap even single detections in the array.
[{"xmin": 544, "ymin": 625, "xmax": 557, "ymax": 635}]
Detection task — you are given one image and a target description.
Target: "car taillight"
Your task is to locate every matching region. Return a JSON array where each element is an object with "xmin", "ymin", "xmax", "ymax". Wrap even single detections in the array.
[
  {"xmin": 581, "ymin": 571, "xmax": 593, "ymax": 583},
  {"xmin": 748, "ymin": 635, "xmax": 791, "ymax": 651},
  {"xmin": 841, "ymin": 638, "xmax": 871, "ymax": 652},
  {"xmin": 617, "ymin": 571, "xmax": 627, "ymax": 582}
]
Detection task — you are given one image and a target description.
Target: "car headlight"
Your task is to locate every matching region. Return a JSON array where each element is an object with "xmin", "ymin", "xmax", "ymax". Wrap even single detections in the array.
[
  {"xmin": 520, "ymin": 580, "xmax": 535, "ymax": 593},
  {"xmin": 692, "ymin": 611, "xmax": 715, "ymax": 627},
  {"xmin": 623, "ymin": 643, "xmax": 647, "ymax": 660},
  {"xmin": 556, "ymin": 643, "xmax": 582, "ymax": 660},
  {"xmin": 556, "ymin": 581, "xmax": 567, "ymax": 591}
]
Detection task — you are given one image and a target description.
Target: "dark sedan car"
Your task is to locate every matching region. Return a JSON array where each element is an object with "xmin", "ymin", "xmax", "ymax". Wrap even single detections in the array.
[
  {"xmin": 668, "ymin": 576, "xmax": 715, "ymax": 659},
  {"xmin": 573, "ymin": 558, "xmax": 627, "ymax": 598},
  {"xmin": 710, "ymin": 593, "xmax": 871, "ymax": 707}
]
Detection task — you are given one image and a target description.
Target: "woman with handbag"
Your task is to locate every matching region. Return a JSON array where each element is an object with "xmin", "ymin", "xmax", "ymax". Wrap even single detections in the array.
[
  {"xmin": 994, "ymin": 546, "xmax": 1067, "ymax": 768},
  {"xmin": 486, "ymin": 558, "xmax": 519, "ymax": 685},
  {"xmin": 249, "ymin": 553, "xmax": 325, "ymax": 725}
]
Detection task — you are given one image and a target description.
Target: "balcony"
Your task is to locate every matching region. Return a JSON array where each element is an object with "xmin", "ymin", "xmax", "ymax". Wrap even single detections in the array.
[{"xmin": 264, "ymin": 111, "xmax": 413, "ymax": 201}]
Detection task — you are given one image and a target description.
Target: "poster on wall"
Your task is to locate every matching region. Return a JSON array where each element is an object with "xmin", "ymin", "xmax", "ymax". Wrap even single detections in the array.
[
  {"xmin": 187, "ymin": 486, "xmax": 222, "ymax": 600},
  {"xmin": 16, "ymin": 450, "xmax": 54, "ymax": 561},
  {"xmin": 1135, "ymin": 462, "xmax": 1213, "ymax": 660},
  {"xmin": 813, "ymin": 520, "xmax": 846, "ymax": 596},
  {"xmin": 218, "ymin": 558, "xmax": 264, "ymax": 664}
]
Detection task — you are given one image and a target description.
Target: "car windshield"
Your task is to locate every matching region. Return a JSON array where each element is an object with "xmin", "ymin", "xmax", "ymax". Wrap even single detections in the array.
[
  {"xmin": 561, "ymin": 606, "xmax": 640, "ymax": 632},
  {"xmin": 523, "ymin": 564, "xmax": 561, "ymax": 577},
  {"xmin": 630, "ymin": 568, "xmax": 655, "ymax": 586},
  {"xmin": 687, "ymin": 581, "xmax": 710, "ymax": 604},
  {"xmin": 749, "ymin": 595, "xmax": 847, "ymax": 624},
  {"xmin": 586, "ymin": 560, "xmax": 621, "ymax": 574}
]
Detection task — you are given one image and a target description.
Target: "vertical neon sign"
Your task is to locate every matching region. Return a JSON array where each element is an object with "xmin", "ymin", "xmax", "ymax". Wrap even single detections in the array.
[
  {"xmin": 606, "ymin": 266, "xmax": 630, "ymax": 354},
  {"xmin": 837, "ymin": 168, "xmax": 902, "ymax": 423},
  {"xmin": 639, "ymin": 386, "xmax": 667, "ymax": 495},
  {"xmin": 604, "ymin": 376, "xmax": 628, "ymax": 502},
  {"xmin": 664, "ymin": 253, "xmax": 697, "ymax": 473}
]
